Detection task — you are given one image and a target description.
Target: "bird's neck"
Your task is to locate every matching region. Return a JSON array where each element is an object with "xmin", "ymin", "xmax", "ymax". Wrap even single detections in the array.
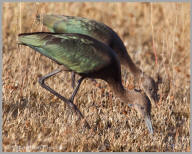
[
  {"xmin": 121, "ymin": 53, "xmax": 142, "ymax": 80},
  {"xmin": 107, "ymin": 79, "xmax": 135, "ymax": 104}
]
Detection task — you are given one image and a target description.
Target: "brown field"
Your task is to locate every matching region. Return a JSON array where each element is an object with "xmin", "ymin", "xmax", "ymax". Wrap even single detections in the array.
[{"xmin": 2, "ymin": 2, "xmax": 190, "ymax": 152}]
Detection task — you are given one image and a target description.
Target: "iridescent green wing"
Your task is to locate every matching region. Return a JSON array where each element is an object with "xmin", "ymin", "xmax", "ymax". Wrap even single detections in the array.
[
  {"xmin": 38, "ymin": 15, "xmax": 112, "ymax": 43},
  {"xmin": 18, "ymin": 32, "xmax": 111, "ymax": 74}
]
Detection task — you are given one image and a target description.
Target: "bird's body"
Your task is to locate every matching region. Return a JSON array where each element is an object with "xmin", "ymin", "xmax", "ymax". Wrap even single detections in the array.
[
  {"xmin": 18, "ymin": 32, "xmax": 153, "ymax": 133},
  {"xmin": 37, "ymin": 14, "xmax": 158, "ymax": 104},
  {"xmin": 18, "ymin": 32, "xmax": 119, "ymax": 80},
  {"xmin": 37, "ymin": 15, "xmax": 131, "ymax": 68}
]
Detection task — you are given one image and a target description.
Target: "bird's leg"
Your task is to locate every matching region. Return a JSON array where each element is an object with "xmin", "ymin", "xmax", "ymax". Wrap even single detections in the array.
[
  {"xmin": 38, "ymin": 69, "xmax": 90, "ymax": 129},
  {"xmin": 71, "ymin": 71, "xmax": 76, "ymax": 89},
  {"xmin": 71, "ymin": 72, "xmax": 97, "ymax": 89},
  {"xmin": 69, "ymin": 77, "xmax": 84, "ymax": 102}
]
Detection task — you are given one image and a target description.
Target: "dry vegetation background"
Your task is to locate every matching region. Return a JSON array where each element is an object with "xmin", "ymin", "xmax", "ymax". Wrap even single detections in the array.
[{"xmin": 2, "ymin": 2, "xmax": 190, "ymax": 152}]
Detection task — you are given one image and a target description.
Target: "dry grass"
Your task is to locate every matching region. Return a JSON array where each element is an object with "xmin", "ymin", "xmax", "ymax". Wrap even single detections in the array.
[{"xmin": 2, "ymin": 2, "xmax": 190, "ymax": 152}]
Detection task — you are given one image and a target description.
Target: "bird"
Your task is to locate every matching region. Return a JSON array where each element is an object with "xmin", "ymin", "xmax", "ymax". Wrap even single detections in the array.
[
  {"xmin": 36, "ymin": 14, "xmax": 159, "ymax": 105},
  {"xmin": 18, "ymin": 32, "xmax": 153, "ymax": 134}
]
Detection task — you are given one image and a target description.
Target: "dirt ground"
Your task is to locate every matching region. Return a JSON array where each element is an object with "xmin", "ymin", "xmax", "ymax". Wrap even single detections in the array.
[{"xmin": 2, "ymin": 2, "xmax": 190, "ymax": 152}]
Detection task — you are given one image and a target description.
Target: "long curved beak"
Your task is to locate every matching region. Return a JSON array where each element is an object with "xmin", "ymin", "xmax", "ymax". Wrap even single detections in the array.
[
  {"xmin": 151, "ymin": 92, "xmax": 159, "ymax": 104},
  {"xmin": 145, "ymin": 115, "xmax": 153, "ymax": 134},
  {"xmin": 154, "ymin": 92, "xmax": 159, "ymax": 103}
]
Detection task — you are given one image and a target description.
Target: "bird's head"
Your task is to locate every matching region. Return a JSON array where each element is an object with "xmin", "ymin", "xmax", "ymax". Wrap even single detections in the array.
[
  {"xmin": 140, "ymin": 72, "xmax": 159, "ymax": 105},
  {"xmin": 127, "ymin": 89, "xmax": 153, "ymax": 134}
]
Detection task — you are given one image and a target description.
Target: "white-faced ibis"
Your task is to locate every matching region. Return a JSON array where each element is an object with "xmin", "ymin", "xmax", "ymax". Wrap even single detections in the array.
[
  {"xmin": 18, "ymin": 32, "xmax": 153, "ymax": 133},
  {"xmin": 36, "ymin": 14, "xmax": 158, "ymax": 105}
]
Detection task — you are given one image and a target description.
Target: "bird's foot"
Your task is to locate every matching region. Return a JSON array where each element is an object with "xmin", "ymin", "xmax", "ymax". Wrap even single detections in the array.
[
  {"xmin": 83, "ymin": 119, "xmax": 91, "ymax": 129},
  {"xmin": 68, "ymin": 100, "xmax": 90, "ymax": 129}
]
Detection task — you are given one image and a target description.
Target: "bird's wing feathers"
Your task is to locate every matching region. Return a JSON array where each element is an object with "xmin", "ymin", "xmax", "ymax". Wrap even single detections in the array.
[
  {"xmin": 18, "ymin": 32, "xmax": 111, "ymax": 74},
  {"xmin": 38, "ymin": 15, "xmax": 112, "ymax": 43}
]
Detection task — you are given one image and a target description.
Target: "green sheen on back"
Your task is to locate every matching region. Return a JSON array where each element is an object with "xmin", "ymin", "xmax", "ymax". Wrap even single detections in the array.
[
  {"xmin": 41, "ymin": 15, "xmax": 112, "ymax": 43},
  {"xmin": 18, "ymin": 33, "xmax": 111, "ymax": 74}
]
